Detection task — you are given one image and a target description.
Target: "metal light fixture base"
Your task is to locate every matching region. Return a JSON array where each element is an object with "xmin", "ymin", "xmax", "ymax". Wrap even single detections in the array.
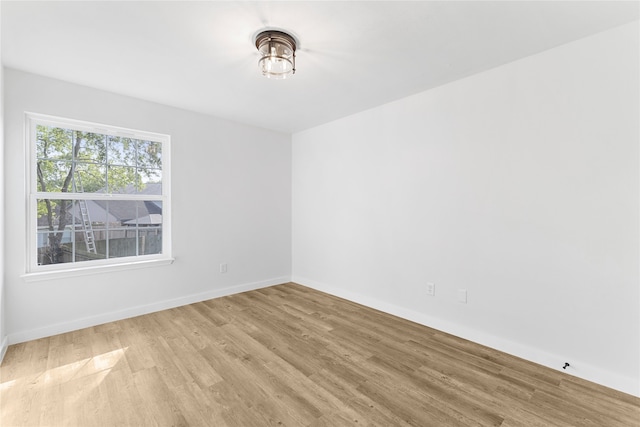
[{"xmin": 254, "ymin": 30, "xmax": 297, "ymax": 79}]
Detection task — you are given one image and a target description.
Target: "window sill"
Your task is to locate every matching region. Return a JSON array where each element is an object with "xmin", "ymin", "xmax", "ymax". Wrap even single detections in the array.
[{"xmin": 22, "ymin": 258, "xmax": 175, "ymax": 282}]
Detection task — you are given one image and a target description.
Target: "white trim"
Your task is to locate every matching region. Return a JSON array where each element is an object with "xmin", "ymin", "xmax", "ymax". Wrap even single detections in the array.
[
  {"xmin": 292, "ymin": 276, "xmax": 640, "ymax": 398},
  {"xmin": 25, "ymin": 112, "xmax": 166, "ymax": 142},
  {"xmin": 0, "ymin": 335, "xmax": 8, "ymax": 365},
  {"xmin": 24, "ymin": 112, "xmax": 172, "ymax": 275},
  {"xmin": 22, "ymin": 257, "xmax": 174, "ymax": 282},
  {"xmin": 8, "ymin": 276, "xmax": 291, "ymax": 345},
  {"xmin": 33, "ymin": 192, "xmax": 163, "ymax": 201}
]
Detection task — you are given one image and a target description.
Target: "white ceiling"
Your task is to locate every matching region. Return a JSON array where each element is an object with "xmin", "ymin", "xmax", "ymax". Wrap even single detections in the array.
[{"xmin": 2, "ymin": 1, "xmax": 638, "ymax": 134}]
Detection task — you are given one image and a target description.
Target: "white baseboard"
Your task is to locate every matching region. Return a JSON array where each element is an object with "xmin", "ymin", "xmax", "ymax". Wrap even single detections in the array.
[
  {"xmin": 8, "ymin": 276, "xmax": 291, "ymax": 345},
  {"xmin": 0, "ymin": 335, "xmax": 8, "ymax": 365},
  {"xmin": 293, "ymin": 276, "xmax": 640, "ymax": 398}
]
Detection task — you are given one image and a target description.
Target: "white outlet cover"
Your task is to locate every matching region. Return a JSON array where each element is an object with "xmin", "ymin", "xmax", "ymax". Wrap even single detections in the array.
[
  {"xmin": 457, "ymin": 289, "xmax": 467, "ymax": 303},
  {"xmin": 427, "ymin": 282, "xmax": 435, "ymax": 296}
]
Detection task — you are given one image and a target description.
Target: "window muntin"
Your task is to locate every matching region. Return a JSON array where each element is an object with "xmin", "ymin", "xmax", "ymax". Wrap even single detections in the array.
[{"xmin": 27, "ymin": 113, "xmax": 171, "ymax": 274}]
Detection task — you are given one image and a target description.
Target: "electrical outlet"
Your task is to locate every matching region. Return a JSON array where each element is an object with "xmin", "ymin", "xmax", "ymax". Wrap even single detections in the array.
[
  {"xmin": 220, "ymin": 263, "xmax": 228, "ymax": 273},
  {"xmin": 426, "ymin": 282, "xmax": 435, "ymax": 296}
]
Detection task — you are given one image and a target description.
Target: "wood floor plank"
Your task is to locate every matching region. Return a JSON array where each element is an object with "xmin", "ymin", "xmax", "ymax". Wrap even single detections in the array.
[
  {"xmin": 100, "ymin": 367, "xmax": 149, "ymax": 427},
  {"xmin": 308, "ymin": 367, "xmax": 413, "ymax": 427},
  {"xmin": 133, "ymin": 366, "xmax": 190, "ymax": 426},
  {"xmin": 1, "ymin": 282, "xmax": 638, "ymax": 426}
]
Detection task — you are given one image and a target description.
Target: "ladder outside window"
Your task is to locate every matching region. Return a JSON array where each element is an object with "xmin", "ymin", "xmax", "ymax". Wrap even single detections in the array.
[{"xmin": 73, "ymin": 172, "xmax": 97, "ymax": 254}]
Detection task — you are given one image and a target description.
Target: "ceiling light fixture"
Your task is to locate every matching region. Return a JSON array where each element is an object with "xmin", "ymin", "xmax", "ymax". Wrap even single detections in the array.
[{"xmin": 254, "ymin": 30, "xmax": 297, "ymax": 79}]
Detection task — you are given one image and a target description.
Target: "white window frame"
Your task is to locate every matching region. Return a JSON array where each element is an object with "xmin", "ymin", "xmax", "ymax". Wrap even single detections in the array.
[{"xmin": 23, "ymin": 113, "xmax": 173, "ymax": 281}]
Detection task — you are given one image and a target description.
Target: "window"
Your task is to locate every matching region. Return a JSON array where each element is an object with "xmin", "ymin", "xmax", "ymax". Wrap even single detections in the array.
[{"xmin": 25, "ymin": 113, "xmax": 172, "ymax": 278}]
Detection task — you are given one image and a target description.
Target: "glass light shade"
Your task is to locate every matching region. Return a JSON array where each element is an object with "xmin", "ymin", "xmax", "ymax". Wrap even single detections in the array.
[{"xmin": 255, "ymin": 31, "xmax": 296, "ymax": 79}]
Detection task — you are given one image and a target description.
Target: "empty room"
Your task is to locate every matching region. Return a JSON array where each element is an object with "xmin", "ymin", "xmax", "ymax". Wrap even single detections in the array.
[{"xmin": 0, "ymin": 1, "xmax": 639, "ymax": 426}]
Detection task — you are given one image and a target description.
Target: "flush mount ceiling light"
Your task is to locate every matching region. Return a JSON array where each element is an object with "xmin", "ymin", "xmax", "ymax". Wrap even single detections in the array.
[{"xmin": 254, "ymin": 30, "xmax": 297, "ymax": 79}]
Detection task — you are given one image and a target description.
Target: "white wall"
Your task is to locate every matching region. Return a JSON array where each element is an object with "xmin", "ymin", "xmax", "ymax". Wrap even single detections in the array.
[
  {"xmin": 293, "ymin": 21, "xmax": 639, "ymax": 396},
  {"xmin": 4, "ymin": 69, "xmax": 292, "ymax": 343}
]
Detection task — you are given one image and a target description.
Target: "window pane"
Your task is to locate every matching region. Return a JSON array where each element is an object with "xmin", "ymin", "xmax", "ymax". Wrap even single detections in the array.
[
  {"xmin": 36, "ymin": 125, "xmax": 73, "ymax": 160},
  {"xmin": 108, "ymin": 228, "xmax": 138, "ymax": 258},
  {"xmin": 139, "ymin": 227, "xmax": 162, "ymax": 255},
  {"xmin": 117, "ymin": 201, "xmax": 163, "ymax": 227},
  {"xmin": 138, "ymin": 168, "xmax": 162, "ymax": 195},
  {"xmin": 139, "ymin": 200, "xmax": 162, "ymax": 227},
  {"xmin": 107, "ymin": 136, "xmax": 137, "ymax": 167},
  {"xmin": 76, "ymin": 132, "xmax": 106, "ymax": 163},
  {"xmin": 71, "ymin": 199, "xmax": 108, "ymax": 262},
  {"xmin": 74, "ymin": 163, "xmax": 106, "ymax": 193},
  {"xmin": 73, "ymin": 229, "xmax": 107, "ymax": 262},
  {"xmin": 107, "ymin": 165, "xmax": 138, "ymax": 193},
  {"xmin": 108, "ymin": 200, "xmax": 163, "ymax": 258},
  {"xmin": 138, "ymin": 140, "xmax": 162, "ymax": 169},
  {"xmin": 36, "ymin": 160, "xmax": 73, "ymax": 192},
  {"xmin": 36, "ymin": 199, "xmax": 74, "ymax": 265}
]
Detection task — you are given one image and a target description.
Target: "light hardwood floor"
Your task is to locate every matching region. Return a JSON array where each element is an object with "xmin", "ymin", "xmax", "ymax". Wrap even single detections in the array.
[{"xmin": 1, "ymin": 282, "xmax": 638, "ymax": 426}]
